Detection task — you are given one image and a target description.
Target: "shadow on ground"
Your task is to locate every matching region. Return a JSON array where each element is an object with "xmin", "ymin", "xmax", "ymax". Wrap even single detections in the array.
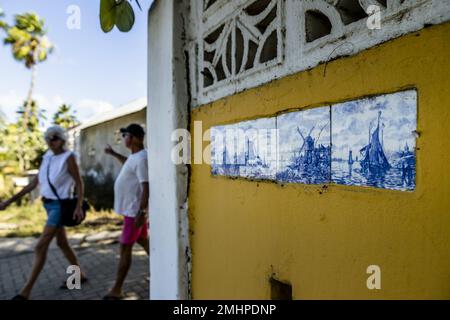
[{"xmin": 0, "ymin": 239, "xmax": 149, "ymax": 300}]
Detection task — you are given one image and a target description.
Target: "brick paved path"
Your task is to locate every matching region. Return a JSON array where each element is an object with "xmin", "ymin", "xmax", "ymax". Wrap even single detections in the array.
[{"xmin": 0, "ymin": 238, "xmax": 149, "ymax": 300}]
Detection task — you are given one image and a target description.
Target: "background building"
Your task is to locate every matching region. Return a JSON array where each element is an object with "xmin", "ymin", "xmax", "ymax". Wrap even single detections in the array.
[{"xmin": 74, "ymin": 98, "xmax": 146, "ymax": 210}]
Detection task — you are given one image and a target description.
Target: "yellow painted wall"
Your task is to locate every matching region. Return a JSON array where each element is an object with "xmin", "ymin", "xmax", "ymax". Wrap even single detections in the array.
[{"xmin": 189, "ymin": 22, "xmax": 450, "ymax": 299}]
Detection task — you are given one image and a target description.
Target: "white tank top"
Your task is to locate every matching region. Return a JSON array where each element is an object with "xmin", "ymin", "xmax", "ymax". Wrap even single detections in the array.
[{"xmin": 39, "ymin": 150, "xmax": 75, "ymax": 200}]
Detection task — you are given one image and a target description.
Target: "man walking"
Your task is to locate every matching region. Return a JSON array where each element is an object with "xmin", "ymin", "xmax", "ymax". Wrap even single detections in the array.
[{"xmin": 103, "ymin": 123, "xmax": 149, "ymax": 300}]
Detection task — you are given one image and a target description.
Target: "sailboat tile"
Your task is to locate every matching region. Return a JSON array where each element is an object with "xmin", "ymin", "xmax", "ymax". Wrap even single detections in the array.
[
  {"xmin": 331, "ymin": 90, "xmax": 417, "ymax": 191},
  {"xmin": 211, "ymin": 123, "xmax": 239, "ymax": 177},
  {"xmin": 211, "ymin": 118, "xmax": 277, "ymax": 180}
]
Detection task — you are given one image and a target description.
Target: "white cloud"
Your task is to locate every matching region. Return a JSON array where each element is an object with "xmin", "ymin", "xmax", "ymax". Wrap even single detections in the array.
[
  {"xmin": 0, "ymin": 90, "xmax": 23, "ymax": 121},
  {"xmin": 76, "ymin": 99, "xmax": 114, "ymax": 120},
  {"xmin": 0, "ymin": 90, "xmax": 66, "ymax": 123},
  {"xmin": 0, "ymin": 91, "xmax": 114, "ymax": 126},
  {"xmin": 34, "ymin": 94, "xmax": 65, "ymax": 120}
]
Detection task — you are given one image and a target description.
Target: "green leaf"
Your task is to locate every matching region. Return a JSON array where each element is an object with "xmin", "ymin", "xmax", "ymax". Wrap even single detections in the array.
[
  {"xmin": 115, "ymin": 1, "xmax": 135, "ymax": 32},
  {"xmin": 38, "ymin": 49, "xmax": 47, "ymax": 61},
  {"xmin": 16, "ymin": 46, "xmax": 31, "ymax": 59},
  {"xmin": 100, "ymin": 0, "xmax": 117, "ymax": 33}
]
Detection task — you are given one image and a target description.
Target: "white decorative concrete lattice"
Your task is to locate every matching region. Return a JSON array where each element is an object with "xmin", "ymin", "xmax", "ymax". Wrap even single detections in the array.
[{"xmin": 186, "ymin": 0, "xmax": 450, "ymax": 107}]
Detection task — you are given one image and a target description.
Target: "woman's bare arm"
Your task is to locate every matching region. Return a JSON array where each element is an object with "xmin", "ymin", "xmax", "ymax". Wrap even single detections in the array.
[{"xmin": 67, "ymin": 154, "xmax": 84, "ymax": 208}]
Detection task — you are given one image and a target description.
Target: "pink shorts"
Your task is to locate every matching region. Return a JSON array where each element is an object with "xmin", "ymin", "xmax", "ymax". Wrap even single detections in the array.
[{"xmin": 120, "ymin": 216, "xmax": 149, "ymax": 245}]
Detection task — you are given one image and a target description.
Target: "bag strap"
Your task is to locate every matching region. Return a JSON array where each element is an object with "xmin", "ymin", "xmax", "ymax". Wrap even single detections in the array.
[{"xmin": 46, "ymin": 156, "xmax": 62, "ymax": 202}]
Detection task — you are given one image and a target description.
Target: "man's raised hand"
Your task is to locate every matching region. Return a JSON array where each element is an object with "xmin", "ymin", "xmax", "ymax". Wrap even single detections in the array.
[{"xmin": 104, "ymin": 144, "xmax": 115, "ymax": 156}]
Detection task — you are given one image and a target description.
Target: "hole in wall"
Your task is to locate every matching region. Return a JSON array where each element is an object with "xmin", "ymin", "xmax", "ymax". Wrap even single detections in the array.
[
  {"xmin": 202, "ymin": 68, "xmax": 214, "ymax": 87},
  {"xmin": 260, "ymin": 31, "xmax": 278, "ymax": 63},
  {"xmin": 226, "ymin": 33, "xmax": 233, "ymax": 73},
  {"xmin": 236, "ymin": 27, "xmax": 244, "ymax": 73},
  {"xmin": 204, "ymin": 0, "xmax": 219, "ymax": 11},
  {"xmin": 270, "ymin": 277, "xmax": 292, "ymax": 300},
  {"xmin": 245, "ymin": 0, "xmax": 273, "ymax": 16},
  {"xmin": 204, "ymin": 50, "xmax": 215, "ymax": 64},
  {"xmin": 255, "ymin": 4, "xmax": 277, "ymax": 34},
  {"xmin": 245, "ymin": 41, "xmax": 258, "ymax": 70},
  {"xmin": 215, "ymin": 57, "xmax": 226, "ymax": 81},
  {"xmin": 205, "ymin": 24, "xmax": 225, "ymax": 44},
  {"xmin": 305, "ymin": 10, "xmax": 332, "ymax": 43},
  {"xmin": 334, "ymin": 0, "xmax": 368, "ymax": 25}
]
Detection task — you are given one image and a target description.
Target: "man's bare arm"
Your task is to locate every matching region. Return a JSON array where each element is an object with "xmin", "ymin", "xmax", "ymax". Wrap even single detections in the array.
[
  {"xmin": 104, "ymin": 144, "xmax": 127, "ymax": 164},
  {"xmin": 139, "ymin": 182, "xmax": 149, "ymax": 212},
  {"xmin": 135, "ymin": 182, "xmax": 149, "ymax": 228}
]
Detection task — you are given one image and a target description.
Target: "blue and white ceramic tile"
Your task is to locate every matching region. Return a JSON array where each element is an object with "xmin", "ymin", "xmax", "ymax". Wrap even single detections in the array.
[
  {"xmin": 211, "ymin": 123, "xmax": 239, "ymax": 177},
  {"xmin": 276, "ymin": 107, "xmax": 331, "ymax": 184},
  {"xmin": 331, "ymin": 90, "xmax": 417, "ymax": 191},
  {"xmin": 211, "ymin": 117, "xmax": 277, "ymax": 180}
]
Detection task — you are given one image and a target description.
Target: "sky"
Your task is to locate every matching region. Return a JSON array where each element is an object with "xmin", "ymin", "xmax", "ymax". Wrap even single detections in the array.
[{"xmin": 0, "ymin": 0, "xmax": 152, "ymax": 125}]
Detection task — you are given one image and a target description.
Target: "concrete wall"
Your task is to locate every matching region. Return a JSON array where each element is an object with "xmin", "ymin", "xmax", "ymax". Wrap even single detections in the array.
[
  {"xmin": 147, "ymin": 0, "xmax": 191, "ymax": 300},
  {"xmin": 79, "ymin": 109, "xmax": 146, "ymax": 210},
  {"xmin": 189, "ymin": 22, "xmax": 450, "ymax": 299}
]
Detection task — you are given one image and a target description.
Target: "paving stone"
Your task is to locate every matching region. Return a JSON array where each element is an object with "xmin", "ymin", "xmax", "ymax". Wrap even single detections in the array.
[
  {"xmin": 84, "ymin": 231, "xmax": 122, "ymax": 243},
  {"xmin": 0, "ymin": 239, "xmax": 148, "ymax": 300}
]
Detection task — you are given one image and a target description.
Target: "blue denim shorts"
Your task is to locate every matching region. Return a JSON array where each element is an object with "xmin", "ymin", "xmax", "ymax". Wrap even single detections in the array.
[{"xmin": 43, "ymin": 200, "xmax": 63, "ymax": 227}]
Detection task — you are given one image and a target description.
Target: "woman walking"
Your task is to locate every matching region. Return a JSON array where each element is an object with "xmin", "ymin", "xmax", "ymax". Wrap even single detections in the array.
[{"xmin": 0, "ymin": 125, "xmax": 87, "ymax": 300}]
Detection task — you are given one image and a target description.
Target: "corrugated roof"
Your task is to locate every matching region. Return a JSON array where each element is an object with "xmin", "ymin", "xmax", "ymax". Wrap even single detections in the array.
[{"xmin": 77, "ymin": 97, "xmax": 147, "ymax": 130}]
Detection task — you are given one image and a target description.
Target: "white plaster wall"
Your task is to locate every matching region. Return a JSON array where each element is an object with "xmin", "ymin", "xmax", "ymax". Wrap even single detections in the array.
[{"xmin": 147, "ymin": 0, "xmax": 190, "ymax": 300}]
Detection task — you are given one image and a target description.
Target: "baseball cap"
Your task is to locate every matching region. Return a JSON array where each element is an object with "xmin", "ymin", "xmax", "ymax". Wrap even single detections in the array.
[{"xmin": 120, "ymin": 123, "xmax": 145, "ymax": 138}]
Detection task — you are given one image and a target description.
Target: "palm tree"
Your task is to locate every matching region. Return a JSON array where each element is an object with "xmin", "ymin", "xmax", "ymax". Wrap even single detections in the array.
[
  {"xmin": 3, "ymin": 13, "xmax": 53, "ymax": 129},
  {"xmin": 53, "ymin": 104, "xmax": 80, "ymax": 129},
  {"xmin": 0, "ymin": 7, "xmax": 6, "ymax": 30}
]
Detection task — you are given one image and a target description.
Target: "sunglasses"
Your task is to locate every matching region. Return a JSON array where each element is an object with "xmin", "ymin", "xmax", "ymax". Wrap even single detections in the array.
[
  {"xmin": 47, "ymin": 136, "xmax": 61, "ymax": 142},
  {"xmin": 122, "ymin": 133, "xmax": 131, "ymax": 138}
]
